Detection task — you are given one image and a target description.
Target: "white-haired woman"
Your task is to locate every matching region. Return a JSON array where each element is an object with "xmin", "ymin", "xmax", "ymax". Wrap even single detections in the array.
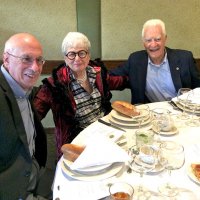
[{"xmin": 34, "ymin": 32, "xmax": 128, "ymax": 160}]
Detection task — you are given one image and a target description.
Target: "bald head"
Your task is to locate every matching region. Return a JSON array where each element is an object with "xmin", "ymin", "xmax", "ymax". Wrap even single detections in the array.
[
  {"xmin": 3, "ymin": 33, "xmax": 44, "ymax": 91},
  {"xmin": 4, "ymin": 33, "xmax": 43, "ymax": 54}
]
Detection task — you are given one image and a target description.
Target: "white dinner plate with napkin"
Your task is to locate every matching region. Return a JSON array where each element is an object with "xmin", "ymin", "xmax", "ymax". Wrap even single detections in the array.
[
  {"xmin": 70, "ymin": 134, "xmax": 130, "ymax": 171},
  {"xmin": 63, "ymin": 158, "xmax": 112, "ymax": 175},
  {"xmin": 61, "ymin": 160, "xmax": 124, "ymax": 181},
  {"xmin": 61, "ymin": 134, "xmax": 129, "ymax": 181},
  {"xmin": 172, "ymin": 88, "xmax": 200, "ymax": 104}
]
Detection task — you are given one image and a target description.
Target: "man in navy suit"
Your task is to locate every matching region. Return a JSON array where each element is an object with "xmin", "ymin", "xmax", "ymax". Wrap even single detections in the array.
[{"xmin": 110, "ymin": 19, "xmax": 200, "ymax": 104}]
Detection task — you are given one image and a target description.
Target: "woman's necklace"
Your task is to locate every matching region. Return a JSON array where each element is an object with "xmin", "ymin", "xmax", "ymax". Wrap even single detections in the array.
[{"xmin": 76, "ymin": 71, "xmax": 87, "ymax": 85}]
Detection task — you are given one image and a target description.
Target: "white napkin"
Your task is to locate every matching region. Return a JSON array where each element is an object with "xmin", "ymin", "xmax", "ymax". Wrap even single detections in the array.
[
  {"xmin": 72, "ymin": 120, "xmax": 124, "ymax": 146},
  {"xmin": 172, "ymin": 88, "xmax": 200, "ymax": 104},
  {"xmin": 70, "ymin": 134, "xmax": 129, "ymax": 170},
  {"xmin": 186, "ymin": 144, "xmax": 200, "ymax": 163}
]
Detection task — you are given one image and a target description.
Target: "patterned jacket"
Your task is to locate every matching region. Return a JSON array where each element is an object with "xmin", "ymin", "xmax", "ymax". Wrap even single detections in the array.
[{"xmin": 34, "ymin": 60, "xmax": 128, "ymax": 159}]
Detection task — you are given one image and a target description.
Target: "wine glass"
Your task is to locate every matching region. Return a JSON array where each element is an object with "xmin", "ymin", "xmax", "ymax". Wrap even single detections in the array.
[
  {"xmin": 129, "ymin": 144, "xmax": 157, "ymax": 198},
  {"xmin": 158, "ymin": 141, "xmax": 185, "ymax": 197},
  {"xmin": 176, "ymin": 88, "xmax": 192, "ymax": 120},
  {"xmin": 133, "ymin": 105, "xmax": 150, "ymax": 129},
  {"xmin": 185, "ymin": 89, "xmax": 200, "ymax": 127}
]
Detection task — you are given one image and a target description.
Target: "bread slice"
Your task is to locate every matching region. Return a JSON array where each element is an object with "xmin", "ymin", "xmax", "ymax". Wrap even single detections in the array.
[
  {"xmin": 111, "ymin": 101, "xmax": 140, "ymax": 117},
  {"xmin": 191, "ymin": 163, "xmax": 200, "ymax": 181}
]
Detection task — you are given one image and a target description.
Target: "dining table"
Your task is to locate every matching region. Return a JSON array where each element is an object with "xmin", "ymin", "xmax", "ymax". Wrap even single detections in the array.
[{"xmin": 52, "ymin": 101, "xmax": 200, "ymax": 200}]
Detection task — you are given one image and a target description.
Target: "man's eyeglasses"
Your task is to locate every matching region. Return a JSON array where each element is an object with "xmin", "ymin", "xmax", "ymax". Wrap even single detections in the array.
[
  {"xmin": 65, "ymin": 50, "xmax": 88, "ymax": 60},
  {"xmin": 7, "ymin": 52, "xmax": 45, "ymax": 66}
]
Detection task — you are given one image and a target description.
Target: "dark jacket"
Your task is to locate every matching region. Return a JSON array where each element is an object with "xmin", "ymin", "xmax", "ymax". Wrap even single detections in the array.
[
  {"xmin": 34, "ymin": 61, "xmax": 128, "ymax": 159},
  {"xmin": 0, "ymin": 69, "xmax": 47, "ymax": 199},
  {"xmin": 110, "ymin": 47, "xmax": 200, "ymax": 104}
]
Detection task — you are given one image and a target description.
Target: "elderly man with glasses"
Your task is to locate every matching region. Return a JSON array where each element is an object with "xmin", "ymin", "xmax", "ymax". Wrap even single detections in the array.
[
  {"xmin": 110, "ymin": 19, "xmax": 200, "ymax": 104},
  {"xmin": 0, "ymin": 33, "xmax": 54, "ymax": 200},
  {"xmin": 34, "ymin": 32, "xmax": 128, "ymax": 160}
]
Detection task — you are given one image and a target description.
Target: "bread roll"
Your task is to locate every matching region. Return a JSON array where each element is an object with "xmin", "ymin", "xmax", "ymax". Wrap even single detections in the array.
[
  {"xmin": 111, "ymin": 101, "xmax": 140, "ymax": 117},
  {"xmin": 61, "ymin": 144, "xmax": 85, "ymax": 162}
]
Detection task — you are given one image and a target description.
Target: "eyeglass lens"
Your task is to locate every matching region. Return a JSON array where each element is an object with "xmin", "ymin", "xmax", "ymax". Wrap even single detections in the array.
[{"xmin": 7, "ymin": 52, "xmax": 45, "ymax": 66}]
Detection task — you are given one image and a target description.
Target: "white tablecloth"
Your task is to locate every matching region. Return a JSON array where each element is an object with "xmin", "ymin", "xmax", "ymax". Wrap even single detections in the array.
[{"xmin": 53, "ymin": 101, "xmax": 200, "ymax": 200}]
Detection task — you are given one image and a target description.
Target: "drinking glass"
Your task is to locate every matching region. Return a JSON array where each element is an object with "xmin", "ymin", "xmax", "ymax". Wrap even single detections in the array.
[
  {"xmin": 135, "ymin": 129, "xmax": 154, "ymax": 149},
  {"xmin": 133, "ymin": 105, "xmax": 150, "ymax": 129},
  {"xmin": 176, "ymin": 88, "xmax": 192, "ymax": 120},
  {"xmin": 151, "ymin": 108, "xmax": 172, "ymax": 142},
  {"xmin": 158, "ymin": 141, "xmax": 185, "ymax": 197},
  {"xmin": 129, "ymin": 144, "xmax": 157, "ymax": 198},
  {"xmin": 109, "ymin": 182, "xmax": 134, "ymax": 200},
  {"xmin": 185, "ymin": 89, "xmax": 200, "ymax": 127}
]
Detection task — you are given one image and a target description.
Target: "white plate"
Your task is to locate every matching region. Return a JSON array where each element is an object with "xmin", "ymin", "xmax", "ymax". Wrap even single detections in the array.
[
  {"xmin": 63, "ymin": 158, "xmax": 112, "ymax": 175},
  {"xmin": 109, "ymin": 115, "xmax": 151, "ymax": 127},
  {"xmin": 110, "ymin": 109, "xmax": 149, "ymax": 122},
  {"xmin": 186, "ymin": 164, "xmax": 200, "ymax": 185},
  {"xmin": 152, "ymin": 125, "xmax": 178, "ymax": 136},
  {"xmin": 61, "ymin": 161, "xmax": 124, "ymax": 181},
  {"xmin": 175, "ymin": 101, "xmax": 200, "ymax": 114}
]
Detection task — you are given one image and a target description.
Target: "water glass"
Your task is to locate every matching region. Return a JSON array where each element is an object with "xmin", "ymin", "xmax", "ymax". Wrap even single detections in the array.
[
  {"xmin": 109, "ymin": 182, "xmax": 134, "ymax": 200},
  {"xmin": 135, "ymin": 129, "xmax": 154, "ymax": 149}
]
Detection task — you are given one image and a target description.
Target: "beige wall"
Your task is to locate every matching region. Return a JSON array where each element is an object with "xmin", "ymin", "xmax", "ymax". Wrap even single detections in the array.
[
  {"xmin": 1, "ymin": 0, "xmax": 200, "ymax": 60},
  {"xmin": 101, "ymin": 0, "xmax": 200, "ymax": 59},
  {"xmin": 2, "ymin": 0, "xmax": 200, "ymax": 127},
  {"xmin": 0, "ymin": 0, "xmax": 77, "ymax": 60}
]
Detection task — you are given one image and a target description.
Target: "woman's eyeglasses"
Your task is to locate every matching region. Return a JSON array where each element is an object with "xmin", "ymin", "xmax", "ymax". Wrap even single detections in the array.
[{"xmin": 65, "ymin": 50, "xmax": 88, "ymax": 60}]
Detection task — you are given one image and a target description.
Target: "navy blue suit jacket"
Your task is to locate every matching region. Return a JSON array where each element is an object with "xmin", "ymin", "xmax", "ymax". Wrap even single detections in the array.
[{"xmin": 110, "ymin": 47, "xmax": 200, "ymax": 104}]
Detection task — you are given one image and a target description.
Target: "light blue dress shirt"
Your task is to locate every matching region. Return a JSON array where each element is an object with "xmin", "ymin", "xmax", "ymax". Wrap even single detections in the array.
[
  {"xmin": 1, "ymin": 65, "xmax": 35, "ymax": 156},
  {"xmin": 145, "ymin": 53, "xmax": 177, "ymax": 102}
]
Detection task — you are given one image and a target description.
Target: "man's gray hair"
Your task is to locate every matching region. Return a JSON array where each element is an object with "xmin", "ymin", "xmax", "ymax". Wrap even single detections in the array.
[{"xmin": 142, "ymin": 19, "xmax": 166, "ymax": 38}]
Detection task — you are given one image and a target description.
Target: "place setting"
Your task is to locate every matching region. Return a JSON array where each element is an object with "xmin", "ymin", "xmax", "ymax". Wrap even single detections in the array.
[
  {"xmin": 60, "ymin": 134, "xmax": 130, "ymax": 181},
  {"xmin": 172, "ymin": 88, "xmax": 200, "ymax": 117},
  {"xmin": 108, "ymin": 101, "xmax": 152, "ymax": 130},
  {"xmin": 151, "ymin": 108, "xmax": 179, "ymax": 137}
]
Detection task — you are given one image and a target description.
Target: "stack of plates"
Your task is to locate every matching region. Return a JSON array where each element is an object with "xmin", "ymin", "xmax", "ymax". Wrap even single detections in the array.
[
  {"xmin": 175, "ymin": 101, "xmax": 200, "ymax": 115},
  {"xmin": 61, "ymin": 158, "xmax": 124, "ymax": 181},
  {"xmin": 108, "ymin": 109, "xmax": 152, "ymax": 128}
]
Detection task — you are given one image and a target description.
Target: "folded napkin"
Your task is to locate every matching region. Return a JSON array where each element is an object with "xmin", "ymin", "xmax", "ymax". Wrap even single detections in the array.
[
  {"xmin": 70, "ymin": 134, "xmax": 129, "ymax": 170},
  {"xmin": 172, "ymin": 88, "xmax": 200, "ymax": 104}
]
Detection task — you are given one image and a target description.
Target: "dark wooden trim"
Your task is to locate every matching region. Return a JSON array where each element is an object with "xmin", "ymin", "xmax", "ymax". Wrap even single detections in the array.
[
  {"xmin": 1, "ymin": 59, "xmax": 200, "ymax": 74},
  {"xmin": 42, "ymin": 59, "xmax": 127, "ymax": 74},
  {"xmin": 195, "ymin": 58, "xmax": 200, "ymax": 72},
  {"xmin": 42, "ymin": 59, "xmax": 200, "ymax": 74},
  {"xmin": 42, "ymin": 60, "xmax": 64, "ymax": 74}
]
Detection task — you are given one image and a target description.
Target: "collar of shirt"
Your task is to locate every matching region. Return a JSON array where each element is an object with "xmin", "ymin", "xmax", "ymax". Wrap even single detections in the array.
[
  {"xmin": 1, "ymin": 65, "xmax": 31, "ymax": 99},
  {"xmin": 148, "ymin": 52, "xmax": 167, "ymax": 67}
]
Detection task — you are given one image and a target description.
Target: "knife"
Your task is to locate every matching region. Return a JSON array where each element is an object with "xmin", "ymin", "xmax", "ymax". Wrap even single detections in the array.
[
  {"xmin": 98, "ymin": 119, "xmax": 126, "ymax": 132},
  {"xmin": 168, "ymin": 101, "xmax": 183, "ymax": 112}
]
